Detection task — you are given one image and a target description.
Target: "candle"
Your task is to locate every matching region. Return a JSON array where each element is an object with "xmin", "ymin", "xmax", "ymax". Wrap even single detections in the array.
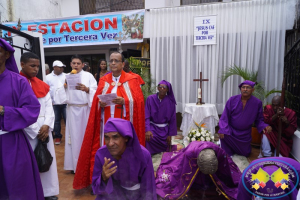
[{"xmin": 198, "ymin": 88, "xmax": 201, "ymax": 98}]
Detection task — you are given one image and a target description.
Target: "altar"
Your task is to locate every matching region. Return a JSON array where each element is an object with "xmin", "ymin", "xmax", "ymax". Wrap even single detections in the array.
[{"xmin": 180, "ymin": 103, "xmax": 219, "ymax": 139}]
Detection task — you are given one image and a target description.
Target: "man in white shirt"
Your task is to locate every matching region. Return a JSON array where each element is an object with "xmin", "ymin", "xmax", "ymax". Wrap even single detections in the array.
[{"xmin": 45, "ymin": 60, "xmax": 67, "ymax": 145}]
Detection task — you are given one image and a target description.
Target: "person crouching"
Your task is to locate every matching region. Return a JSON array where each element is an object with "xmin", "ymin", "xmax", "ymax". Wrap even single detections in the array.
[{"xmin": 92, "ymin": 118, "xmax": 157, "ymax": 200}]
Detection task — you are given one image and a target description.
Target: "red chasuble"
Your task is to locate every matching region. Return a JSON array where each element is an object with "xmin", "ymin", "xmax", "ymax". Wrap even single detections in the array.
[
  {"xmin": 128, "ymin": 71, "xmax": 145, "ymax": 85},
  {"xmin": 73, "ymin": 70, "xmax": 145, "ymax": 189},
  {"xmin": 263, "ymin": 105, "xmax": 297, "ymax": 157},
  {"xmin": 20, "ymin": 71, "xmax": 49, "ymax": 98}
]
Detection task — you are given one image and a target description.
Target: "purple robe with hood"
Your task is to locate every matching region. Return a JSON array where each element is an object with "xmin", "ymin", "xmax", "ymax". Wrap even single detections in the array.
[
  {"xmin": 145, "ymin": 80, "xmax": 177, "ymax": 154},
  {"xmin": 237, "ymin": 157, "xmax": 300, "ymax": 200},
  {"xmin": 92, "ymin": 118, "xmax": 157, "ymax": 200},
  {"xmin": 0, "ymin": 39, "xmax": 44, "ymax": 199},
  {"xmin": 219, "ymin": 80, "xmax": 268, "ymax": 157},
  {"xmin": 156, "ymin": 141, "xmax": 241, "ymax": 200}
]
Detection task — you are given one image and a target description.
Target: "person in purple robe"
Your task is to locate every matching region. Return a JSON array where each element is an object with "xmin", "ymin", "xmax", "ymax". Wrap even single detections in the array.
[
  {"xmin": 92, "ymin": 118, "xmax": 157, "ymax": 200},
  {"xmin": 237, "ymin": 157, "xmax": 300, "ymax": 200},
  {"xmin": 218, "ymin": 80, "xmax": 272, "ymax": 157},
  {"xmin": 145, "ymin": 80, "xmax": 177, "ymax": 154},
  {"xmin": 156, "ymin": 141, "xmax": 241, "ymax": 200},
  {"xmin": 0, "ymin": 38, "xmax": 44, "ymax": 199}
]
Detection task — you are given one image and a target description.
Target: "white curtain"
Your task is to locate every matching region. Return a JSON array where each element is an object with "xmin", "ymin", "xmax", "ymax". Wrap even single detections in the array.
[{"xmin": 148, "ymin": 0, "xmax": 293, "ymax": 114}]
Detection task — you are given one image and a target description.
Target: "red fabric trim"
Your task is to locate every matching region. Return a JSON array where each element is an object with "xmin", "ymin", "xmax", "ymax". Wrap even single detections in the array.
[
  {"xmin": 73, "ymin": 71, "xmax": 145, "ymax": 189},
  {"xmin": 20, "ymin": 71, "xmax": 49, "ymax": 98}
]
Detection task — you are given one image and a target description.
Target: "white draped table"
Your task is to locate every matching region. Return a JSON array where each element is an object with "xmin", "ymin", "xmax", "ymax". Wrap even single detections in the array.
[{"xmin": 180, "ymin": 103, "xmax": 219, "ymax": 142}]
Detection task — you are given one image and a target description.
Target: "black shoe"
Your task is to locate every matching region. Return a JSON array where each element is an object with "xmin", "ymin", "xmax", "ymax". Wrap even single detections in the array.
[
  {"xmin": 71, "ymin": 170, "xmax": 75, "ymax": 174},
  {"xmin": 45, "ymin": 196, "xmax": 58, "ymax": 200},
  {"xmin": 91, "ymin": 190, "xmax": 95, "ymax": 195}
]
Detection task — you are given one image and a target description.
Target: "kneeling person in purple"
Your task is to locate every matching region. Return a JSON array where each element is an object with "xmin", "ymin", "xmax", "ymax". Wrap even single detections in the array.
[
  {"xmin": 145, "ymin": 80, "xmax": 177, "ymax": 154},
  {"xmin": 156, "ymin": 141, "xmax": 241, "ymax": 199},
  {"xmin": 218, "ymin": 80, "xmax": 272, "ymax": 157},
  {"xmin": 92, "ymin": 118, "xmax": 157, "ymax": 200}
]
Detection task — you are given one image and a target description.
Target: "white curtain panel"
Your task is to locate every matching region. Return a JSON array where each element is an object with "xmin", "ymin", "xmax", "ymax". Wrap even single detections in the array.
[{"xmin": 148, "ymin": 0, "xmax": 292, "ymax": 114}]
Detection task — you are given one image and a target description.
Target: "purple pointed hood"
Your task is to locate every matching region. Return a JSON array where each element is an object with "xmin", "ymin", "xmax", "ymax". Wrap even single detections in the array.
[
  {"xmin": 104, "ymin": 118, "xmax": 146, "ymax": 163},
  {"xmin": 159, "ymin": 80, "xmax": 176, "ymax": 105},
  {"xmin": 0, "ymin": 38, "xmax": 18, "ymax": 73}
]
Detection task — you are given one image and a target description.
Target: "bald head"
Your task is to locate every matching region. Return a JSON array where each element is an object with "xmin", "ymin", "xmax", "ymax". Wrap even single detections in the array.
[
  {"xmin": 272, "ymin": 96, "xmax": 281, "ymax": 104},
  {"xmin": 272, "ymin": 95, "xmax": 281, "ymax": 113},
  {"xmin": 197, "ymin": 148, "xmax": 218, "ymax": 174},
  {"xmin": 111, "ymin": 52, "xmax": 124, "ymax": 62}
]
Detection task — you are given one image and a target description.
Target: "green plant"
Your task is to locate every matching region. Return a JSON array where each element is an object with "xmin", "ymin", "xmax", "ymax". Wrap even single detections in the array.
[
  {"xmin": 221, "ymin": 65, "xmax": 282, "ymax": 105},
  {"xmin": 127, "ymin": 57, "xmax": 157, "ymax": 102}
]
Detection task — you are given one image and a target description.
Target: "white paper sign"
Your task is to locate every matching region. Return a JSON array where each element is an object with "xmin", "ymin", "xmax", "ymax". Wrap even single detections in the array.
[
  {"xmin": 98, "ymin": 93, "xmax": 118, "ymax": 107},
  {"xmin": 194, "ymin": 15, "xmax": 217, "ymax": 45},
  {"xmin": 66, "ymin": 73, "xmax": 81, "ymax": 90}
]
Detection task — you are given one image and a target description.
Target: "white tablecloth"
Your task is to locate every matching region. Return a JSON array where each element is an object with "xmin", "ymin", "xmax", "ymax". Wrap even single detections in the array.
[{"xmin": 180, "ymin": 103, "xmax": 219, "ymax": 138}]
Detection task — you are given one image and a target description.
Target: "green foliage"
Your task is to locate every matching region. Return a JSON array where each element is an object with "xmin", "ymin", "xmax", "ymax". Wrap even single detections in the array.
[
  {"xmin": 221, "ymin": 65, "xmax": 258, "ymax": 86},
  {"xmin": 127, "ymin": 57, "xmax": 157, "ymax": 102},
  {"xmin": 221, "ymin": 65, "xmax": 281, "ymax": 105}
]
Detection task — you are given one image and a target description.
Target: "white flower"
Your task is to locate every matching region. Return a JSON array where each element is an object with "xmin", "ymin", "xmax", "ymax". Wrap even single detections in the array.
[
  {"xmin": 196, "ymin": 132, "xmax": 201, "ymax": 137},
  {"xmin": 206, "ymin": 133, "xmax": 210, "ymax": 137},
  {"xmin": 191, "ymin": 138, "xmax": 196, "ymax": 142},
  {"xmin": 206, "ymin": 136, "xmax": 211, "ymax": 141},
  {"xmin": 162, "ymin": 172, "xmax": 169, "ymax": 180},
  {"xmin": 160, "ymin": 172, "xmax": 170, "ymax": 182},
  {"xmin": 200, "ymin": 136, "xmax": 205, "ymax": 141},
  {"xmin": 211, "ymin": 136, "xmax": 214, "ymax": 140},
  {"xmin": 201, "ymin": 128, "xmax": 205, "ymax": 132}
]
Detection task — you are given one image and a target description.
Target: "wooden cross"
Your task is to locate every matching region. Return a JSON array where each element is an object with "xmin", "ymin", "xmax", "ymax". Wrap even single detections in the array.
[{"xmin": 193, "ymin": 72, "xmax": 209, "ymax": 105}]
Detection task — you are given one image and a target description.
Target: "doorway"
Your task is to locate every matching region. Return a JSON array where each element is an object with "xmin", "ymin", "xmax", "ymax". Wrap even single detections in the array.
[{"xmin": 45, "ymin": 54, "xmax": 106, "ymax": 76}]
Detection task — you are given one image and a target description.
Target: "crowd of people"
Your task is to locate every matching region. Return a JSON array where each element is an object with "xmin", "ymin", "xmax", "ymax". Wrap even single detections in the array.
[{"xmin": 0, "ymin": 38, "xmax": 299, "ymax": 200}]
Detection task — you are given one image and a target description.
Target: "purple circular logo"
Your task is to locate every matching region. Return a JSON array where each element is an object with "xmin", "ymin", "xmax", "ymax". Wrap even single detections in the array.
[{"xmin": 242, "ymin": 158, "xmax": 299, "ymax": 199}]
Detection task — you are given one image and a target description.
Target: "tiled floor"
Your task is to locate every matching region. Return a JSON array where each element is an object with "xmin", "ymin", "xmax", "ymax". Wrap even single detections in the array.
[
  {"xmin": 54, "ymin": 123, "xmax": 260, "ymax": 199},
  {"xmin": 54, "ymin": 123, "xmax": 94, "ymax": 200}
]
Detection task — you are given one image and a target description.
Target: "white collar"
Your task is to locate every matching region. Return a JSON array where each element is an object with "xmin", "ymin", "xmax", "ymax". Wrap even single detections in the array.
[
  {"xmin": 157, "ymin": 94, "xmax": 167, "ymax": 102},
  {"xmin": 112, "ymin": 74, "xmax": 121, "ymax": 82}
]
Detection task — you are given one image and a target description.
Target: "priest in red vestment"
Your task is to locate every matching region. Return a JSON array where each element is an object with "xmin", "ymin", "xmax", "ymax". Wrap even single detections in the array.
[
  {"xmin": 73, "ymin": 52, "xmax": 145, "ymax": 190},
  {"xmin": 262, "ymin": 95, "xmax": 297, "ymax": 157}
]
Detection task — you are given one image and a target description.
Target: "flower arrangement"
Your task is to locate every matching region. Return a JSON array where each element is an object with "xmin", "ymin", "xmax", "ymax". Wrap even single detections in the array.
[{"xmin": 187, "ymin": 122, "xmax": 214, "ymax": 142}]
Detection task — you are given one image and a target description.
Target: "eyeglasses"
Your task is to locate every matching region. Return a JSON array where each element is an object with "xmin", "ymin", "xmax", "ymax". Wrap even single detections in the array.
[
  {"xmin": 241, "ymin": 86, "xmax": 252, "ymax": 90},
  {"xmin": 109, "ymin": 59, "xmax": 122, "ymax": 64},
  {"xmin": 158, "ymin": 86, "xmax": 168, "ymax": 90}
]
